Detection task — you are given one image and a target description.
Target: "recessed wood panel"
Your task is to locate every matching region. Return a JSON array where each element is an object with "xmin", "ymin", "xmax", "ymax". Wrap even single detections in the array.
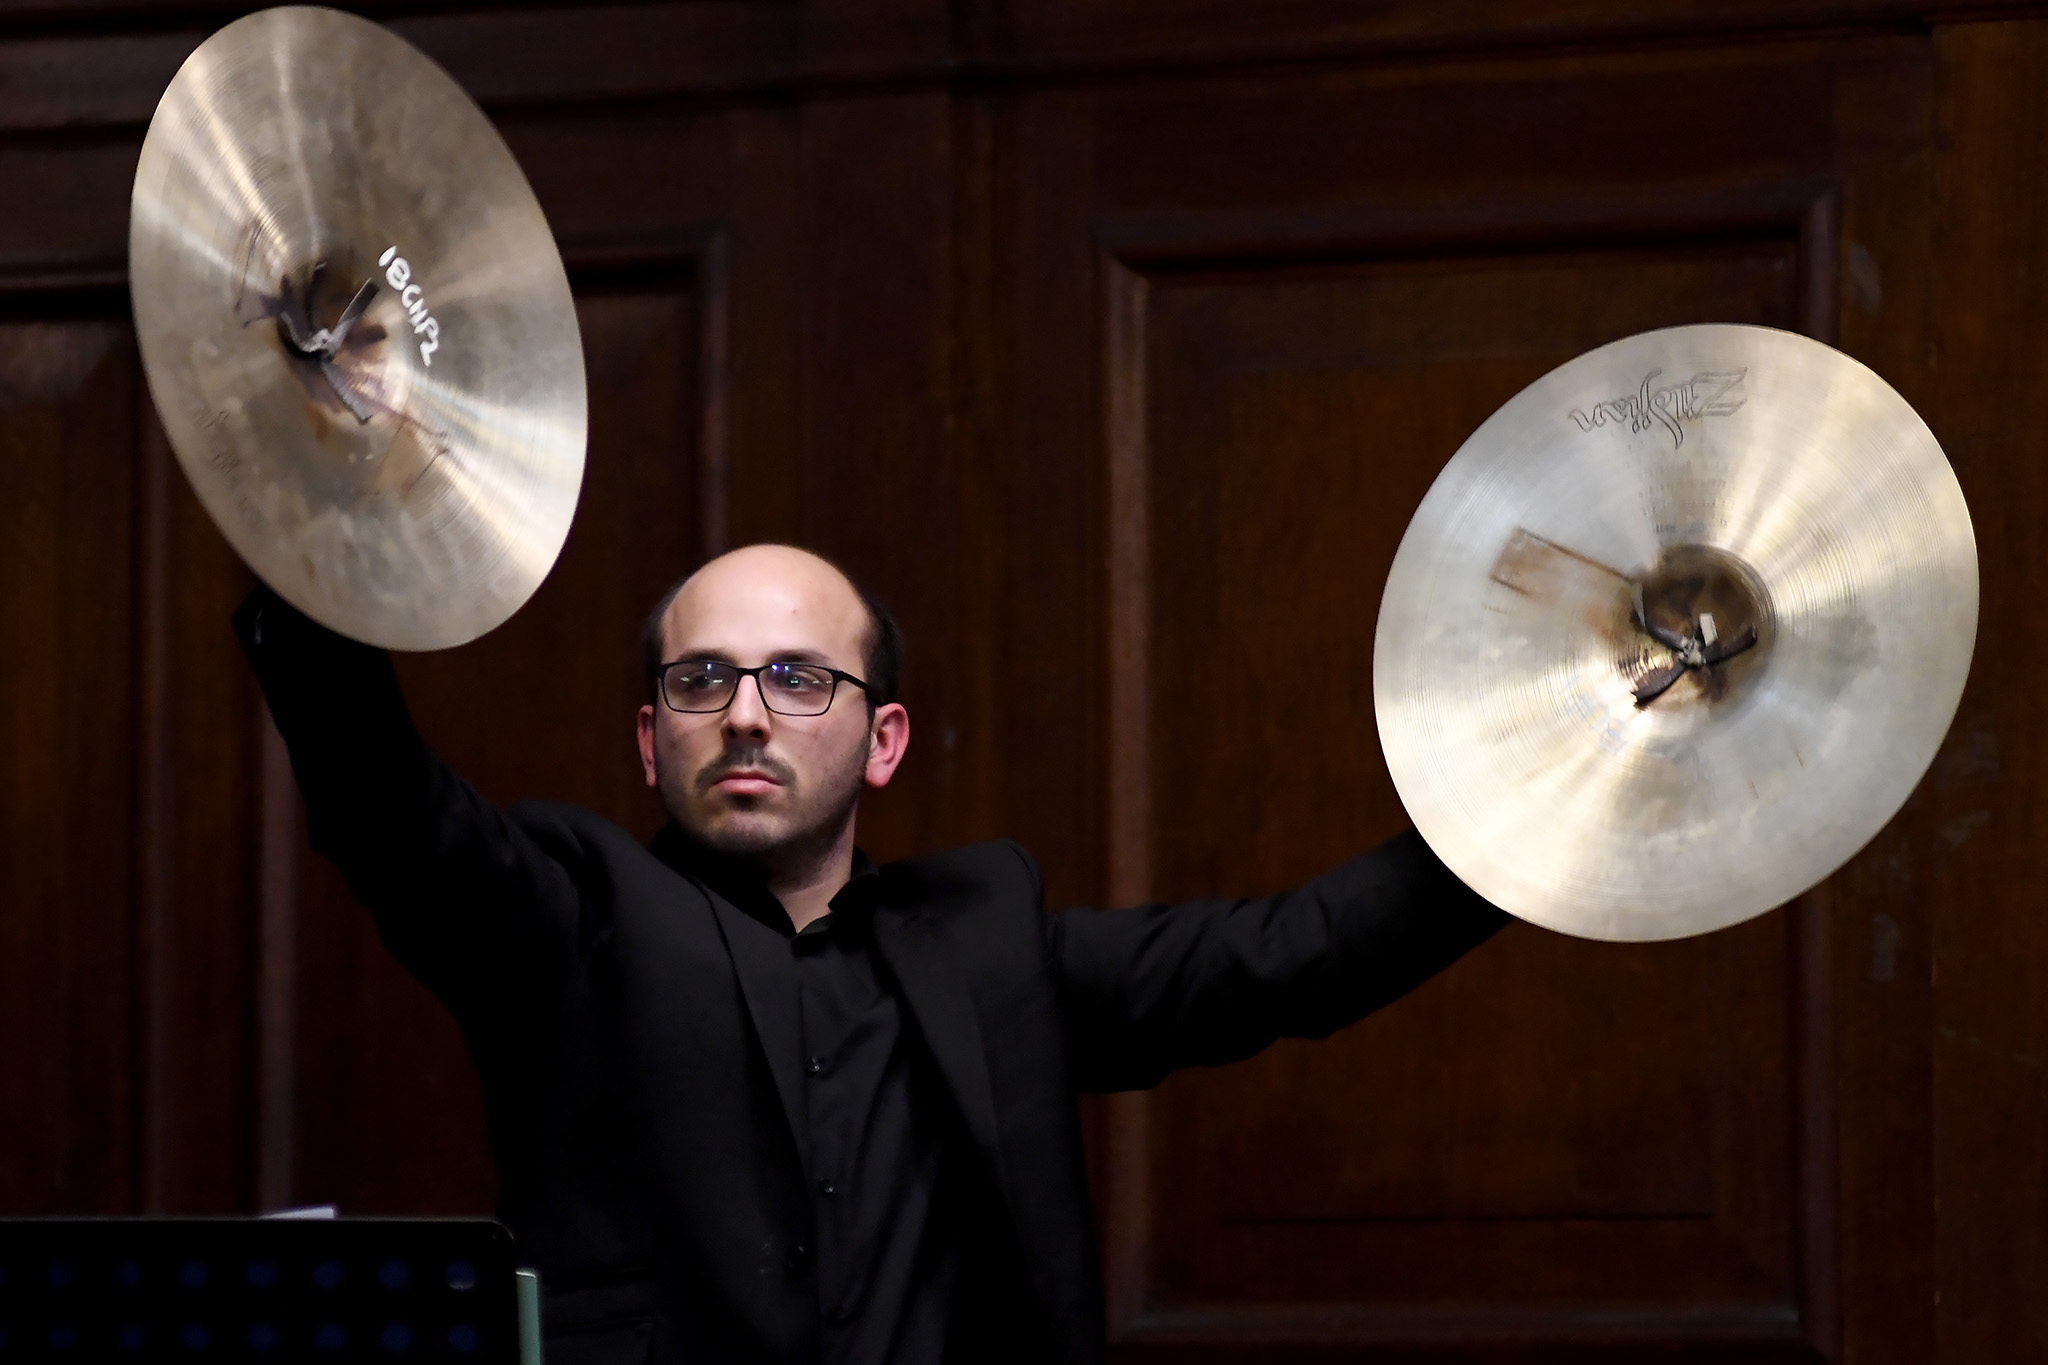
[
  {"xmin": 149, "ymin": 412, "xmax": 269, "ymax": 1214},
  {"xmin": 0, "ymin": 315, "xmax": 271, "ymax": 1215},
  {"xmin": 1926, "ymin": 21, "xmax": 2048, "ymax": 1364},
  {"xmin": 0, "ymin": 321, "xmax": 140, "ymax": 1213},
  {"xmin": 1116, "ymin": 243, "xmax": 1820, "ymax": 1349}
]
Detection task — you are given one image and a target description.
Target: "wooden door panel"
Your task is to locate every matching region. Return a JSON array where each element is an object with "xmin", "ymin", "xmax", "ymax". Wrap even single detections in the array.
[
  {"xmin": 1111, "ymin": 244, "xmax": 1818, "ymax": 1351},
  {"xmin": 0, "ymin": 316, "xmax": 267, "ymax": 1213},
  {"xmin": 992, "ymin": 49, "xmax": 1926, "ymax": 1357},
  {"xmin": 0, "ymin": 321, "xmax": 142, "ymax": 1212}
]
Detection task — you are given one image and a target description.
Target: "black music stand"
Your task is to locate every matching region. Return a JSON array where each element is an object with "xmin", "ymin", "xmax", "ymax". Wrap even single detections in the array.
[{"xmin": 0, "ymin": 1217, "xmax": 537, "ymax": 1361}]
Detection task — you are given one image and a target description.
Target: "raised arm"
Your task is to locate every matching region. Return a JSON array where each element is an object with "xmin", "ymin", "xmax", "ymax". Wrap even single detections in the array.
[
  {"xmin": 1047, "ymin": 830, "xmax": 1509, "ymax": 1092},
  {"xmin": 235, "ymin": 586, "xmax": 583, "ymax": 1030}
]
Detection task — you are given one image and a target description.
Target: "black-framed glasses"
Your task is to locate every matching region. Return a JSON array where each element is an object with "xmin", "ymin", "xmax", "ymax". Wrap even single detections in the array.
[{"xmin": 655, "ymin": 659, "xmax": 872, "ymax": 717}]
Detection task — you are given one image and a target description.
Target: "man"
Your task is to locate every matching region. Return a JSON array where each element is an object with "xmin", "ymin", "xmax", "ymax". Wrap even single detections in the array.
[{"xmin": 236, "ymin": 543, "xmax": 1507, "ymax": 1365}]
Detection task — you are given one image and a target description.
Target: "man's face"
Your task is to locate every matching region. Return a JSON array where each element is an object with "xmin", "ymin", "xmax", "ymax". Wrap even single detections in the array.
[{"xmin": 636, "ymin": 547, "xmax": 901, "ymax": 862}]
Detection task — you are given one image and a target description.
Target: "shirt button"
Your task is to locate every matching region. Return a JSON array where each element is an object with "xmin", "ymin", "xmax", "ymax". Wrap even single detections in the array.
[
  {"xmin": 817, "ymin": 1179, "xmax": 836, "ymax": 1197},
  {"xmin": 805, "ymin": 1055, "xmax": 828, "ymax": 1076},
  {"xmin": 828, "ymin": 1305, "xmax": 856, "ymax": 1326},
  {"xmin": 784, "ymin": 1243, "xmax": 812, "ymax": 1273}
]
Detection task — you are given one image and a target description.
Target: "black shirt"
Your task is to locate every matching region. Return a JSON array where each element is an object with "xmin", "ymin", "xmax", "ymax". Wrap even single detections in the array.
[{"xmin": 654, "ymin": 828, "xmax": 966, "ymax": 1365}]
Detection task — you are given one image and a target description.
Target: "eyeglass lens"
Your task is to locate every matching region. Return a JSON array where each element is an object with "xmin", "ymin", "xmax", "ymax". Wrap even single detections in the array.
[{"xmin": 664, "ymin": 662, "xmax": 840, "ymax": 715}]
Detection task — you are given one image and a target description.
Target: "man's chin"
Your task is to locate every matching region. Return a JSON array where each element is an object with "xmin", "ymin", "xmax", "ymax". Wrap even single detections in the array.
[
  {"xmin": 690, "ymin": 812, "xmax": 796, "ymax": 859},
  {"xmin": 658, "ymin": 766, "xmax": 862, "ymax": 867}
]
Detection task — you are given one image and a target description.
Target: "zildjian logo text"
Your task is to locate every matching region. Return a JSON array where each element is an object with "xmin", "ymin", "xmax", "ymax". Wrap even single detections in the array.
[{"xmin": 1567, "ymin": 369, "xmax": 1746, "ymax": 448}]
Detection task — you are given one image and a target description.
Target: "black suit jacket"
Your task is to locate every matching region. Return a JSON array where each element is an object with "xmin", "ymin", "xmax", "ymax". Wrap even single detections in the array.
[{"xmin": 236, "ymin": 589, "xmax": 1509, "ymax": 1365}]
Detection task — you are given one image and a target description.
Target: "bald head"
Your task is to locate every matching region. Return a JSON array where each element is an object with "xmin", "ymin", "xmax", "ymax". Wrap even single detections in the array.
[{"xmin": 641, "ymin": 545, "xmax": 902, "ymax": 706}]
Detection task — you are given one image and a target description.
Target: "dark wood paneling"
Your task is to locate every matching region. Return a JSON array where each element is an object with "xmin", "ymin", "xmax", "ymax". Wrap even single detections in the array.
[
  {"xmin": 144, "ymin": 416, "xmax": 267, "ymax": 1213},
  {"xmin": 0, "ymin": 0, "xmax": 2032, "ymax": 142},
  {"xmin": 503, "ymin": 107, "xmax": 803, "ymax": 555},
  {"xmin": 0, "ymin": 32, "xmax": 199, "ymax": 131},
  {"xmin": 967, "ymin": 0, "xmax": 1943, "ymax": 70},
  {"xmin": 0, "ymin": 5, "xmax": 800, "ymax": 143},
  {"xmin": 290, "ymin": 844, "xmax": 497, "ymax": 1214},
  {"xmin": 0, "ymin": 321, "xmax": 141, "ymax": 1213},
  {"xmin": 1811, "ymin": 49, "xmax": 1937, "ymax": 1365},
  {"xmin": 402, "ymin": 4, "xmax": 797, "ymax": 106},
  {"xmin": 0, "ymin": 140, "xmax": 145, "ymax": 285},
  {"xmin": 790, "ymin": 91, "xmax": 967, "ymax": 862},
  {"xmin": 1924, "ymin": 20, "xmax": 2048, "ymax": 1363},
  {"xmin": 992, "ymin": 37, "xmax": 1934, "ymax": 1362},
  {"xmin": 1118, "ymin": 245, "xmax": 1814, "ymax": 1352},
  {"xmin": 0, "ymin": 315, "xmax": 264, "ymax": 1215}
]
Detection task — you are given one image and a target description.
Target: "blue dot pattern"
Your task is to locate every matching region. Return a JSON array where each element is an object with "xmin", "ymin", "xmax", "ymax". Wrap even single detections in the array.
[{"xmin": 0, "ymin": 1221, "xmax": 516, "ymax": 1357}]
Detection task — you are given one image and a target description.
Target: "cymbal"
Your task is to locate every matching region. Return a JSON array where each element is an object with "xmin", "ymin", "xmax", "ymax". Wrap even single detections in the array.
[
  {"xmin": 1374, "ymin": 324, "xmax": 1977, "ymax": 942},
  {"xmin": 130, "ymin": 6, "xmax": 586, "ymax": 650}
]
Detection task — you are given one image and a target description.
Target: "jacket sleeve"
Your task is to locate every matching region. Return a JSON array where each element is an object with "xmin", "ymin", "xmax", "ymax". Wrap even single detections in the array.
[
  {"xmin": 1045, "ymin": 829, "xmax": 1510, "ymax": 1093},
  {"xmin": 235, "ymin": 585, "xmax": 583, "ymax": 1029}
]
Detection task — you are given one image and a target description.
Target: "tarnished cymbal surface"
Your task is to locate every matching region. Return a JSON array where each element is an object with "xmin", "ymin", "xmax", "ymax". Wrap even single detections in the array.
[
  {"xmin": 130, "ymin": 6, "xmax": 585, "ymax": 649},
  {"xmin": 1375, "ymin": 325, "xmax": 1977, "ymax": 942}
]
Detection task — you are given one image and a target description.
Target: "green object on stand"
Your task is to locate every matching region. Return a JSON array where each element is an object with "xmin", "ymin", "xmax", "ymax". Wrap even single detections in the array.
[{"xmin": 516, "ymin": 1268, "xmax": 543, "ymax": 1365}]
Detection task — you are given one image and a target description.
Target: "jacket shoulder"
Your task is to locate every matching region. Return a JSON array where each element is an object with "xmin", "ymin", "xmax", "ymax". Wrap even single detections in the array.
[
  {"xmin": 504, "ymin": 801, "xmax": 669, "ymax": 878},
  {"xmin": 878, "ymin": 839, "xmax": 1042, "ymax": 911},
  {"xmin": 505, "ymin": 799, "xmax": 633, "ymax": 839}
]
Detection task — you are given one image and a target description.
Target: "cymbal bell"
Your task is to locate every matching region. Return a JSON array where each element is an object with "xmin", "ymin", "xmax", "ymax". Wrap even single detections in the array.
[
  {"xmin": 1374, "ymin": 324, "xmax": 1977, "ymax": 942},
  {"xmin": 129, "ymin": 5, "xmax": 586, "ymax": 651}
]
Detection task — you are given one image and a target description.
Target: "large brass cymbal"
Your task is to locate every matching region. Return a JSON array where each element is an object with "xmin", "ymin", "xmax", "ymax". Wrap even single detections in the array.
[
  {"xmin": 1374, "ymin": 324, "xmax": 1977, "ymax": 942},
  {"xmin": 130, "ymin": 6, "xmax": 586, "ymax": 650}
]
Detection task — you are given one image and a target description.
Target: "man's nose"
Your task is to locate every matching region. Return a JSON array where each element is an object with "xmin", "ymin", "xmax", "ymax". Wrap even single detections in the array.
[{"xmin": 722, "ymin": 673, "xmax": 774, "ymax": 738}]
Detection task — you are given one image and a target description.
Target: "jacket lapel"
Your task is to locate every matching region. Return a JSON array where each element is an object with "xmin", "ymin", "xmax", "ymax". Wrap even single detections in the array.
[
  {"xmin": 701, "ymin": 892, "xmax": 811, "ymax": 1179},
  {"xmin": 871, "ymin": 907, "xmax": 1001, "ymax": 1160}
]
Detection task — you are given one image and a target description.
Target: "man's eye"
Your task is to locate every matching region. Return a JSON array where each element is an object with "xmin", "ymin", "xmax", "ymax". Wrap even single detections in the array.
[
  {"xmin": 678, "ymin": 670, "xmax": 720, "ymax": 690},
  {"xmin": 771, "ymin": 668, "xmax": 825, "ymax": 690}
]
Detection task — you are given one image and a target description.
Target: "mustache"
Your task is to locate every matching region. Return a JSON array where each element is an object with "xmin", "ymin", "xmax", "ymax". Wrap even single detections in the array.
[{"xmin": 693, "ymin": 746, "xmax": 798, "ymax": 794}]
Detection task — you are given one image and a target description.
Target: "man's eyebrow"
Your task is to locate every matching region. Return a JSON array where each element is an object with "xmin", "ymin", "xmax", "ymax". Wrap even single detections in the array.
[{"xmin": 670, "ymin": 647, "xmax": 839, "ymax": 666}]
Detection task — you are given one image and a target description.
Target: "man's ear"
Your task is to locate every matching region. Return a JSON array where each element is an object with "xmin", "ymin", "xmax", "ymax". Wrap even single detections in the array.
[
  {"xmin": 637, "ymin": 704, "xmax": 659, "ymax": 788},
  {"xmin": 864, "ymin": 703, "xmax": 910, "ymax": 789}
]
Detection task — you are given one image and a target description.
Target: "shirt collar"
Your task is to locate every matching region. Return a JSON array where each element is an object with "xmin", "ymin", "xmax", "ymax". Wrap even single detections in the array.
[{"xmin": 650, "ymin": 823, "xmax": 881, "ymax": 938}]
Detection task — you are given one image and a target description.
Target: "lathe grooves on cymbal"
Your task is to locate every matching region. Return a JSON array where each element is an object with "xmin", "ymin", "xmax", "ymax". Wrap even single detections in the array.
[{"xmin": 1374, "ymin": 323, "xmax": 1977, "ymax": 943}]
